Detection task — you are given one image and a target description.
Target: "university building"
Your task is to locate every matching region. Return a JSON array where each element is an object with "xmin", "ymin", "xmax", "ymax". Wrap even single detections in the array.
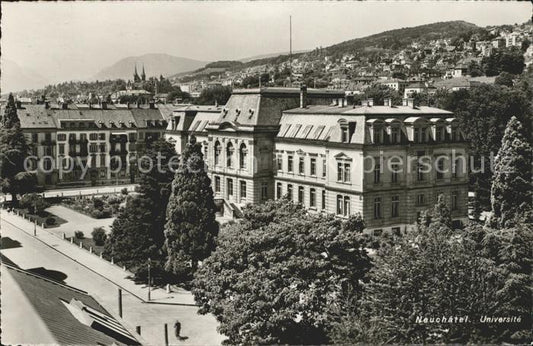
[
  {"xmin": 9, "ymin": 87, "xmax": 468, "ymax": 233},
  {"xmin": 164, "ymin": 87, "xmax": 469, "ymax": 233}
]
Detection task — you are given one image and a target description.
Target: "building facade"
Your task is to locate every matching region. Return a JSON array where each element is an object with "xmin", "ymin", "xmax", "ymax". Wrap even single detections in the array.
[
  {"xmin": 9, "ymin": 87, "xmax": 468, "ymax": 233},
  {"xmin": 10, "ymin": 101, "xmax": 167, "ymax": 187},
  {"xmin": 164, "ymin": 88, "xmax": 468, "ymax": 233}
]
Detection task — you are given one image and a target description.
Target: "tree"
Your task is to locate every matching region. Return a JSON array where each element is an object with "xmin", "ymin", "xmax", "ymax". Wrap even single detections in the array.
[
  {"xmin": 194, "ymin": 85, "xmax": 232, "ymax": 105},
  {"xmin": 164, "ymin": 136, "xmax": 219, "ymax": 278},
  {"xmin": 138, "ymin": 138, "xmax": 178, "ymax": 249},
  {"xmin": 192, "ymin": 198, "xmax": 371, "ymax": 344},
  {"xmin": 0, "ymin": 94, "xmax": 36, "ymax": 204},
  {"xmin": 495, "ymin": 71, "xmax": 514, "ymax": 87},
  {"xmin": 437, "ymin": 84, "xmax": 532, "ymax": 212},
  {"xmin": 363, "ymin": 84, "xmax": 402, "ymax": 105},
  {"xmin": 332, "ymin": 215, "xmax": 500, "ymax": 344},
  {"xmin": 103, "ymin": 196, "xmax": 160, "ymax": 270},
  {"xmin": 488, "ymin": 116, "xmax": 532, "ymax": 229},
  {"xmin": 486, "ymin": 223, "xmax": 532, "ymax": 343}
]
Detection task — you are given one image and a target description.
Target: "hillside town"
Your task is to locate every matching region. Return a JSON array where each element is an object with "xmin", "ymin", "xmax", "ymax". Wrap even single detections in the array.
[{"xmin": 1, "ymin": 3, "xmax": 532, "ymax": 346}]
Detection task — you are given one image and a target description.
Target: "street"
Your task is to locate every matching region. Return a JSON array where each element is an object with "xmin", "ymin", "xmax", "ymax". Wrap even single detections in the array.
[{"xmin": 0, "ymin": 210, "xmax": 224, "ymax": 345}]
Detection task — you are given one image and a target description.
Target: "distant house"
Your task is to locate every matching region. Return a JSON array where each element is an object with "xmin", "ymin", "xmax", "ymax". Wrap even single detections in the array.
[
  {"xmin": 377, "ymin": 78, "xmax": 409, "ymax": 94},
  {"xmin": 1, "ymin": 265, "xmax": 139, "ymax": 345},
  {"xmin": 433, "ymin": 77, "xmax": 471, "ymax": 91}
]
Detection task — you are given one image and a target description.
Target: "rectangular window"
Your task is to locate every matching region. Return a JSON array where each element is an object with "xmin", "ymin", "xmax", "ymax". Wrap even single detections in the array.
[
  {"xmin": 298, "ymin": 186, "xmax": 304, "ymax": 204},
  {"xmin": 89, "ymin": 133, "xmax": 98, "ymax": 141},
  {"xmin": 287, "ymin": 155, "xmax": 293, "ymax": 173},
  {"xmin": 436, "ymin": 158, "xmax": 445, "ymax": 180},
  {"xmin": 452, "ymin": 191, "xmax": 458, "ymax": 210},
  {"xmin": 98, "ymin": 133, "xmax": 106, "ymax": 140},
  {"xmin": 391, "ymin": 163, "xmax": 399, "ymax": 183},
  {"xmin": 261, "ymin": 182, "xmax": 268, "ymax": 201},
  {"xmin": 374, "ymin": 197, "xmax": 382, "ymax": 219},
  {"xmin": 32, "ymin": 133, "xmax": 38, "ymax": 143},
  {"xmin": 100, "ymin": 155, "xmax": 106, "ymax": 166},
  {"xmin": 417, "ymin": 194, "xmax": 425, "ymax": 206},
  {"xmin": 276, "ymin": 182, "xmax": 282, "ymax": 199},
  {"xmin": 89, "ymin": 143, "xmax": 98, "ymax": 153},
  {"xmin": 310, "ymin": 158, "xmax": 316, "ymax": 176},
  {"xmin": 240, "ymin": 181, "xmax": 247, "ymax": 199},
  {"xmin": 299, "ymin": 157, "xmax": 305, "ymax": 175},
  {"xmin": 310, "ymin": 188, "xmax": 316, "ymax": 208},
  {"xmin": 392, "ymin": 195, "xmax": 400, "ymax": 217},
  {"xmin": 322, "ymin": 190, "xmax": 326, "ymax": 210},
  {"xmin": 341, "ymin": 127, "xmax": 349, "ymax": 143},
  {"xmin": 391, "ymin": 127, "xmax": 400, "ymax": 144},
  {"xmin": 343, "ymin": 196, "xmax": 350, "ymax": 216},
  {"xmin": 322, "ymin": 159, "xmax": 327, "ymax": 178},
  {"xmin": 287, "ymin": 184, "xmax": 293, "ymax": 200},
  {"xmin": 337, "ymin": 195, "xmax": 343, "ymax": 215},
  {"xmin": 129, "ymin": 133, "xmax": 137, "ymax": 142},
  {"xmin": 414, "ymin": 128, "xmax": 420, "ymax": 143},
  {"xmin": 277, "ymin": 154, "xmax": 283, "ymax": 171},
  {"xmin": 214, "ymin": 176, "xmax": 221, "ymax": 193},
  {"xmin": 227, "ymin": 179, "xmax": 233, "ymax": 197},
  {"xmin": 374, "ymin": 162, "xmax": 381, "ymax": 184},
  {"xmin": 59, "ymin": 144, "xmax": 65, "ymax": 155},
  {"xmin": 337, "ymin": 162, "xmax": 343, "ymax": 182},
  {"xmin": 373, "ymin": 127, "xmax": 382, "ymax": 144},
  {"xmin": 57, "ymin": 133, "xmax": 66, "ymax": 141},
  {"xmin": 344, "ymin": 163, "xmax": 351, "ymax": 182},
  {"xmin": 436, "ymin": 126, "xmax": 443, "ymax": 142}
]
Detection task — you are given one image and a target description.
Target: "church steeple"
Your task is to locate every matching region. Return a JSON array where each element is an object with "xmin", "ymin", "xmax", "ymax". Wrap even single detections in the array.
[
  {"xmin": 141, "ymin": 64, "xmax": 146, "ymax": 81},
  {"xmin": 134, "ymin": 63, "xmax": 140, "ymax": 83}
]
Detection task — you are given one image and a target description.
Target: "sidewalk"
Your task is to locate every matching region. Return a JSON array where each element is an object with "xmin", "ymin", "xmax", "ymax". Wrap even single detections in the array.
[
  {"xmin": 1, "ymin": 184, "xmax": 137, "ymax": 202},
  {"xmin": 2, "ymin": 210, "xmax": 195, "ymax": 305},
  {"xmin": 1, "ymin": 209, "xmax": 224, "ymax": 345}
]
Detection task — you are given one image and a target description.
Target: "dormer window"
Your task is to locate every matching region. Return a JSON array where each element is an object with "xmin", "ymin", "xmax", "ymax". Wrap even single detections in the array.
[
  {"xmin": 341, "ymin": 126, "xmax": 349, "ymax": 143},
  {"xmin": 414, "ymin": 127, "xmax": 428, "ymax": 143},
  {"xmin": 373, "ymin": 127, "xmax": 383, "ymax": 144},
  {"xmin": 390, "ymin": 127, "xmax": 400, "ymax": 144}
]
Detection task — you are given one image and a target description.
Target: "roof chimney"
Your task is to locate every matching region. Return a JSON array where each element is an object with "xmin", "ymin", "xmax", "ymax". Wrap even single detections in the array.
[
  {"xmin": 367, "ymin": 98, "xmax": 374, "ymax": 107},
  {"xmin": 384, "ymin": 98, "xmax": 390, "ymax": 107},
  {"xmin": 300, "ymin": 85, "xmax": 307, "ymax": 108},
  {"xmin": 402, "ymin": 98, "xmax": 408, "ymax": 106},
  {"xmin": 101, "ymin": 101, "xmax": 107, "ymax": 110},
  {"xmin": 61, "ymin": 102, "xmax": 68, "ymax": 110},
  {"xmin": 149, "ymin": 101, "xmax": 155, "ymax": 109},
  {"xmin": 407, "ymin": 98, "xmax": 415, "ymax": 108},
  {"xmin": 338, "ymin": 98, "xmax": 345, "ymax": 108}
]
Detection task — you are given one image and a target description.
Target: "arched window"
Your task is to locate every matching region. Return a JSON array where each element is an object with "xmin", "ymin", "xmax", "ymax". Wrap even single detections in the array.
[
  {"xmin": 214, "ymin": 141, "xmax": 221, "ymax": 166},
  {"xmin": 239, "ymin": 143, "xmax": 248, "ymax": 169},
  {"xmin": 226, "ymin": 142, "xmax": 234, "ymax": 168}
]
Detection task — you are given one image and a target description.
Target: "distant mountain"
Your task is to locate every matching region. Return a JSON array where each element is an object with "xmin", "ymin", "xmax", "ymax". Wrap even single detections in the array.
[
  {"xmin": 1, "ymin": 59, "xmax": 49, "ymax": 93},
  {"xmin": 92, "ymin": 53, "xmax": 207, "ymax": 81},
  {"xmin": 173, "ymin": 20, "xmax": 483, "ymax": 84}
]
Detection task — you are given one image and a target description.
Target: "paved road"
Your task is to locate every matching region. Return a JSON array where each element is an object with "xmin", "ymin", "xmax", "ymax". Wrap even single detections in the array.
[
  {"xmin": 1, "ymin": 184, "xmax": 137, "ymax": 202},
  {"xmin": 0, "ymin": 210, "xmax": 224, "ymax": 345}
]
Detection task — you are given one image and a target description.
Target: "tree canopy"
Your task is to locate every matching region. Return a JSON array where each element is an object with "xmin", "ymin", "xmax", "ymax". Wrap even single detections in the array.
[
  {"xmin": 164, "ymin": 136, "xmax": 219, "ymax": 279},
  {"xmin": 193, "ymin": 198, "xmax": 371, "ymax": 344}
]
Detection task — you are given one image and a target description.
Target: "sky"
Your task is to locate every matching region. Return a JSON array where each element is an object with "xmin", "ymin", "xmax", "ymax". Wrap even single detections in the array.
[{"xmin": 2, "ymin": 1, "xmax": 531, "ymax": 85}]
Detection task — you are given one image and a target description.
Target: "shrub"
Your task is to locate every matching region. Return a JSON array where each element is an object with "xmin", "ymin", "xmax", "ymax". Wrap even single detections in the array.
[
  {"xmin": 20, "ymin": 193, "xmax": 49, "ymax": 215},
  {"xmin": 74, "ymin": 231, "xmax": 85, "ymax": 239},
  {"xmin": 92, "ymin": 197, "xmax": 104, "ymax": 209},
  {"xmin": 121, "ymin": 188, "xmax": 129, "ymax": 195},
  {"xmin": 92, "ymin": 227, "xmax": 107, "ymax": 246},
  {"xmin": 45, "ymin": 216, "xmax": 56, "ymax": 226}
]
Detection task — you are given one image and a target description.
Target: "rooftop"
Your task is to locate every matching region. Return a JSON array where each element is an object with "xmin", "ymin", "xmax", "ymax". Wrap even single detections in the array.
[{"xmin": 283, "ymin": 104, "xmax": 453, "ymax": 116}]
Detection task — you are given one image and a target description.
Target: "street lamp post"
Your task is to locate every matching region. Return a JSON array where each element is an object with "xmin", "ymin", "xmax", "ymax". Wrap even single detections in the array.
[{"xmin": 147, "ymin": 257, "xmax": 151, "ymax": 301}]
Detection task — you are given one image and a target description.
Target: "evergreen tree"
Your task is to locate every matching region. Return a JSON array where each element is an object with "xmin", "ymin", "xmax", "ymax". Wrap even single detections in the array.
[
  {"xmin": 138, "ymin": 138, "xmax": 178, "ymax": 248},
  {"xmin": 164, "ymin": 135, "xmax": 219, "ymax": 278},
  {"xmin": 488, "ymin": 116, "xmax": 532, "ymax": 228},
  {"xmin": 0, "ymin": 94, "xmax": 36, "ymax": 204}
]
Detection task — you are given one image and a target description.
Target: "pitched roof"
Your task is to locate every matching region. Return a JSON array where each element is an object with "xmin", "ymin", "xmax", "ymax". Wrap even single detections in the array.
[{"xmin": 3, "ymin": 265, "xmax": 138, "ymax": 345}]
